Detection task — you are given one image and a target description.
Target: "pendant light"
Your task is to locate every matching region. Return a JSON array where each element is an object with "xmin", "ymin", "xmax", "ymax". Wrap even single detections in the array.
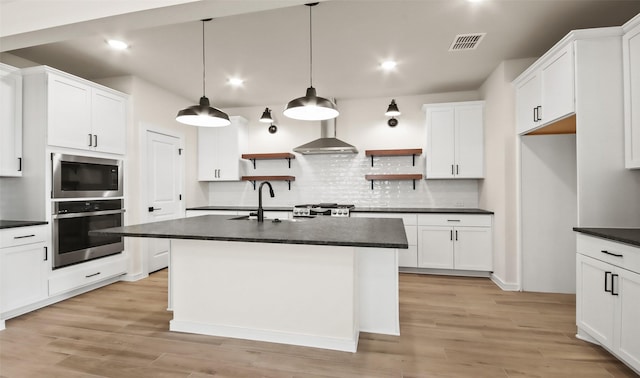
[
  {"xmin": 283, "ymin": 2, "xmax": 338, "ymax": 121},
  {"xmin": 176, "ymin": 19, "xmax": 230, "ymax": 127},
  {"xmin": 259, "ymin": 108, "xmax": 274, "ymax": 123},
  {"xmin": 385, "ymin": 99, "xmax": 400, "ymax": 127}
]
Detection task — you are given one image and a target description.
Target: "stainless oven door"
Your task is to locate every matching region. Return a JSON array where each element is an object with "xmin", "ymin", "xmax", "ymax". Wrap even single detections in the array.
[
  {"xmin": 52, "ymin": 153, "xmax": 123, "ymax": 198},
  {"xmin": 52, "ymin": 208, "xmax": 124, "ymax": 269}
]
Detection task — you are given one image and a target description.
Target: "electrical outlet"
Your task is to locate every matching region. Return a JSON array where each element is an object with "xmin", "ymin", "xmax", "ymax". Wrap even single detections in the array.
[{"xmin": 455, "ymin": 201, "xmax": 464, "ymax": 207}]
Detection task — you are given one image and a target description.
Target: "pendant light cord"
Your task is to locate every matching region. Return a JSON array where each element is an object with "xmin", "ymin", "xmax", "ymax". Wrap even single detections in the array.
[
  {"xmin": 309, "ymin": 4, "xmax": 313, "ymax": 88},
  {"xmin": 202, "ymin": 20, "xmax": 206, "ymax": 97}
]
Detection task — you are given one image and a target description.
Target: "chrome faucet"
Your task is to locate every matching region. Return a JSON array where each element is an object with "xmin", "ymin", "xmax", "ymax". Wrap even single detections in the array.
[{"xmin": 257, "ymin": 181, "xmax": 275, "ymax": 222}]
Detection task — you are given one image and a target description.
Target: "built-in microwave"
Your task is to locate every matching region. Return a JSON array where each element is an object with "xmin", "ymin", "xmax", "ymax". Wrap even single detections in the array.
[{"xmin": 52, "ymin": 153, "xmax": 123, "ymax": 199}]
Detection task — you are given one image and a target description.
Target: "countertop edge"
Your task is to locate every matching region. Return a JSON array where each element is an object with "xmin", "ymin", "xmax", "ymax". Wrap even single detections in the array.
[
  {"xmin": 93, "ymin": 229, "xmax": 409, "ymax": 249},
  {"xmin": 573, "ymin": 227, "xmax": 640, "ymax": 248},
  {"xmin": 0, "ymin": 220, "xmax": 49, "ymax": 230}
]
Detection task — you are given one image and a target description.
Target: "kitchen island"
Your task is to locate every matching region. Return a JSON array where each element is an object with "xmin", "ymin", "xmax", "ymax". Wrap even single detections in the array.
[{"xmin": 94, "ymin": 214, "xmax": 408, "ymax": 352}]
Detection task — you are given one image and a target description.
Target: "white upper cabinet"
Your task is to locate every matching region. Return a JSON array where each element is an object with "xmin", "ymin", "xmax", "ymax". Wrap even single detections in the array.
[
  {"xmin": 198, "ymin": 116, "xmax": 248, "ymax": 181},
  {"xmin": 23, "ymin": 66, "xmax": 127, "ymax": 155},
  {"xmin": 515, "ymin": 44, "xmax": 575, "ymax": 135},
  {"xmin": 423, "ymin": 101, "xmax": 484, "ymax": 179},
  {"xmin": 0, "ymin": 63, "xmax": 23, "ymax": 177},
  {"xmin": 624, "ymin": 14, "xmax": 640, "ymax": 169}
]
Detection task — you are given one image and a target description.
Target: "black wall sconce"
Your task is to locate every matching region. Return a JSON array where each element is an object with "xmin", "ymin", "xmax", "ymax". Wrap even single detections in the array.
[
  {"xmin": 385, "ymin": 99, "xmax": 400, "ymax": 127},
  {"xmin": 259, "ymin": 107, "xmax": 278, "ymax": 134}
]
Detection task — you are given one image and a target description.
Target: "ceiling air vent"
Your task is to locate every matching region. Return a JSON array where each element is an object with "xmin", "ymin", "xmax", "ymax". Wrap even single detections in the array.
[{"xmin": 449, "ymin": 33, "xmax": 486, "ymax": 51}]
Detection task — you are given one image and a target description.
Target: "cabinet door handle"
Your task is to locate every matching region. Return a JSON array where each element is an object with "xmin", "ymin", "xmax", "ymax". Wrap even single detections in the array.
[
  {"xmin": 88, "ymin": 133, "xmax": 93, "ymax": 146},
  {"xmin": 18, "ymin": 157, "xmax": 22, "ymax": 171},
  {"xmin": 604, "ymin": 271, "xmax": 612, "ymax": 293},
  {"xmin": 14, "ymin": 234, "xmax": 35, "ymax": 239},
  {"xmin": 85, "ymin": 272, "xmax": 101, "ymax": 278},
  {"xmin": 455, "ymin": 230, "xmax": 458, "ymax": 241},
  {"xmin": 601, "ymin": 250, "xmax": 623, "ymax": 258},
  {"xmin": 536, "ymin": 106, "xmax": 542, "ymax": 122},
  {"xmin": 611, "ymin": 274, "xmax": 619, "ymax": 296},
  {"xmin": 450, "ymin": 230, "xmax": 453, "ymax": 241},
  {"xmin": 533, "ymin": 107, "xmax": 537, "ymax": 123},
  {"xmin": 456, "ymin": 165, "xmax": 459, "ymax": 175},
  {"xmin": 94, "ymin": 134, "xmax": 98, "ymax": 147},
  {"xmin": 451, "ymin": 165, "xmax": 454, "ymax": 175},
  {"xmin": 44, "ymin": 246, "xmax": 48, "ymax": 261}
]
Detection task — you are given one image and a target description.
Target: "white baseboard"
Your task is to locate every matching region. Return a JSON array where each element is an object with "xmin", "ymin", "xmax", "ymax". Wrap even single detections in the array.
[
  {"xmin": 490, "ymin": 273, "xmax": 520, "ymax": 291},
  {"xmin": 170, "ymin": 320, "xmax": 359, "ymax": 353}
]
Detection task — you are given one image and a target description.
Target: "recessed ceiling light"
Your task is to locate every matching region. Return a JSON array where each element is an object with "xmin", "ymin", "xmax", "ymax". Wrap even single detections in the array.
[
  {"xmin": 228, "ymin": 77, "xmax": 244, "ymax": 86},
  {"xmin": 380, "ymin": 60, "xmax": 397, "ymax": 71},
  {"xmin": 107, "ymin": 39, "xmax": 129, "ymax": 50}
]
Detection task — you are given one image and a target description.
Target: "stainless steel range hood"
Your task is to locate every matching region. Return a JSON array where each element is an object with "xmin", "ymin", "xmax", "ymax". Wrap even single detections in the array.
[{"xmin": 293, "ymin": 102, "xmax": 358, "ymax": 155}]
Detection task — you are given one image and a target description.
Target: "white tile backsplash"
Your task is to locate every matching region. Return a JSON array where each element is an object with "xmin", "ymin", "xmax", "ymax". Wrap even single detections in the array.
[{"xmin": 209, "ymin": 153, "xmax": 479, "ymax": 208}]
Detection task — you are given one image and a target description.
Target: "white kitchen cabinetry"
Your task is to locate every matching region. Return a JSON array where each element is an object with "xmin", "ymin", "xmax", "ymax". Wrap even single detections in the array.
[
  {"xmin": 352, "ymin": 212, "xmax": 418, "ymax": 268},
  {"xmin": 0, "ymin": 63, "xmax": 23, "ymax": 177},
  {"xmin": 417, "ymin": 214, "xmax": 492, "ymax": 272},
  {"xmin": 0, "ymin": 225, "xmax": 48, "ymax": 316},
  {"xmin": 198, "ymin": 116, "xmax": 248, "ymax": 181},
  {"xmin": 515, "ymin": 44, "xmax": 575, "ymax": 135},
  {"xmin": 423, "ymin": 101, "xmax": 484, "ymax": 179},
  {"xmin": 22, "ymin": 66, "xmax": 127, "ymax": 155},
  {"xmin": 576, "ymin": 234, "xmax": 640, "ymax": 373},
  {"xmin": 623, "ymin": 15, "xmax": 640, "ymax": 169}
]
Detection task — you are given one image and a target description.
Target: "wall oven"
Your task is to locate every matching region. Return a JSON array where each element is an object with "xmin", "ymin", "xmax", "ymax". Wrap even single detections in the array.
[
  {"xmin": 52, "ymin": 153, "xmax": 123, "ymax": 198},
  {"xmin": 52, "ymin": 199, "xmax": 124, "ymax": 269}
]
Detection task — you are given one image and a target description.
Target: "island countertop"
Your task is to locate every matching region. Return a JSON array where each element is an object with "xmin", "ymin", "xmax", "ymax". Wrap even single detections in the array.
[{"xmin": 93, "ymin": 215, "xmax": 408, "ymax": 249}]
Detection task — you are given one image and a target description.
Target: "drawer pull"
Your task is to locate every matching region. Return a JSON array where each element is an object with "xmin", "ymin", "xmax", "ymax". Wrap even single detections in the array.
[
  {"xmin": 601, "ymin": 250, "xmax": 623, "ymax": 258},
  {"xmin": 85, "ymin": 272, "xmax": 101, "ymax": 278},
  {"xmin": 14, "ymin": 234, "xmax": 35, "ymax": 239},
  {"xmin": 447, "ymin": 220, "xmax": 460, "ymax": 222}
]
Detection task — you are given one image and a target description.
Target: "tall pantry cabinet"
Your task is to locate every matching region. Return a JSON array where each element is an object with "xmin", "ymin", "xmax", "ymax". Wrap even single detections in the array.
[{"xmin": 623, "ymin": 14, "xmax": 640, "ymax": 169}]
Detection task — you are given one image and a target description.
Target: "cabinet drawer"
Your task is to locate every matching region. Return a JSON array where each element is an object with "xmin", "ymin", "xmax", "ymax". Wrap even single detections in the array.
[
  {"xmin": 49, "ymin": 256, "xmax": 126, "ymax": 296},
  {"xmin": 0, "ymin": 225, "xmax": 47, "ymax": 248},
  {"xmin": 577, "ymin": 234, "xmax": 640, "ymax": 274},
  {"xmin": 418, "ymin": 214, "xmax": 491, "ymax": 227},
  {"xmin": 353, "ymin": 212, "xmax": 417, "ymax": 226}
]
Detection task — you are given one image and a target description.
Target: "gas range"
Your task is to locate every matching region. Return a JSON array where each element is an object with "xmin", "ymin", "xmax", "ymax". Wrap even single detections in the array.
[{"xmin": 292, "ymin": 203, "xmax": 355, "ymax": 218}]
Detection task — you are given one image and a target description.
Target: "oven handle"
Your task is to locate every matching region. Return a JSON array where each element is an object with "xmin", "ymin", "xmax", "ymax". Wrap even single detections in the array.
[{"xmin": 53, "ymin": 209, "xmax": 125, "ymax": 219}]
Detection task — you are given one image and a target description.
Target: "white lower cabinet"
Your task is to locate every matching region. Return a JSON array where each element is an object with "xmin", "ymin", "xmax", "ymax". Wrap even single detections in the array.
[
  {"xmin": 417, "ymin": 214, "xmax": 492, "ymax": 272},
  {"xmin": 48, "ymin": 254, "xmax": 126, "ymax": 296},
  {"xmin": 0, "ymin": 225, "xmax": 48, "ymax": 316},
  {"xmin": 576, "ymin": 234, "xmax": 640, "ymax": 373}
]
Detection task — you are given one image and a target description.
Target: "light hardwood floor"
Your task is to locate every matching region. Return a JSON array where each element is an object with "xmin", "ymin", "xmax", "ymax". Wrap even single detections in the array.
[{"xmin": 0, "ymin": 270, "xmax": 636, "ymax": 377}]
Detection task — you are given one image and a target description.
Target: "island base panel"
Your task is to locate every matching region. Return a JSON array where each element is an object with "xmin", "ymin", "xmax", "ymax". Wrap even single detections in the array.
[{"xmin": 169, "ymin": 239, "xmax": 359, "ymax": 352}]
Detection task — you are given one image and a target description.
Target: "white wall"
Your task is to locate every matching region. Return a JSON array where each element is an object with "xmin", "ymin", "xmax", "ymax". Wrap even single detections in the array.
[
  {"xmin": 478, "ymin": 58, "xmax": 536, "ymax": 289},
  {"xmin": 212, "ymin": 91, "xmax": 483, "ymax": 208}
]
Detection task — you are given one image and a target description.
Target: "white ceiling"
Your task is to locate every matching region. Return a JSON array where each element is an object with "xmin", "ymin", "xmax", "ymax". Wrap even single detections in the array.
[{"xmin": 3, "ymin": 0, "xmax": 640, "ymax": 109}]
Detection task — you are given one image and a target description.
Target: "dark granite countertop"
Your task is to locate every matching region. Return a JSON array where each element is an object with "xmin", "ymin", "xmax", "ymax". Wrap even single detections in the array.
[
  {"xmin": 352, "ymin": 207, "xmax": 493, "ymax": 215},
  {"xmin": 0, "ymin": 220, "xmax": 48, "ymax": 230},
  {"xmin": 573, "ymin": 228, "xmax": 640, "ymax": 248},
  {"xmin": 93, "ymin": 215, "xmax": 408, "ymax": 249},
  {"xmin": 187, "ymin": 206, "xmax": 493, "ymax": 215}
]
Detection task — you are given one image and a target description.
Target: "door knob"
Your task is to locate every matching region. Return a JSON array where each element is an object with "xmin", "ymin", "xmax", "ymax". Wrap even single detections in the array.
[{"xmin": 148, "ymin": 207, "xmax": 162, "ymax": 212}]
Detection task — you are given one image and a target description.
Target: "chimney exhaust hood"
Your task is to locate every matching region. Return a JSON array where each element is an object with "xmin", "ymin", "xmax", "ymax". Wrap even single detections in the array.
[{"xmin": 293, "ymin": 100, "xmax": 358, "ymax": 155}]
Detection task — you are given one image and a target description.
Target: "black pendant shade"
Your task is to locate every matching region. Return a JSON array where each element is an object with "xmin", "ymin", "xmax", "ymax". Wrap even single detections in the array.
[
  {"xmin": 284, "ymin": 87, "xmax": 339, "ymax": 121},
  {"xmin": 283, "ymin": 3, "xmax": 338, "ymax": 121},
  {"xmin": 259, "ymin": 107, "xmax": 273, "ymax": 123},
  {"xmin": 176, "ymin": 19, "xmax": 230, "ymax": 127},
  {"xmin": 385, "ymin": 99, "xmax": 401, "ymax": 117}
]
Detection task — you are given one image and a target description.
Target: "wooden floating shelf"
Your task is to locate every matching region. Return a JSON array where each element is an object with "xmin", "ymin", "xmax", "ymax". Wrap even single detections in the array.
[
  {"xmin": 365, "ymin": 174, "xmax": 423, "ymax": 190},
  {"xmin": 242, "ymin": 153, "xmax": 296, "ymax": 169},
  {"xmin": 242, "ymin": 175, "xmax": 296, "ymax": 190},
  {"xmin": 364, "ymin": 148, "xmax": 423, "ymax": 167}
]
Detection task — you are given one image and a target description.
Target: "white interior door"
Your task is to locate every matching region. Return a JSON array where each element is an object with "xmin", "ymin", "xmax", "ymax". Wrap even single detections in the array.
[{"xmin": 146, "ymin": 130, "xmax": 182, "ymax": 273}]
